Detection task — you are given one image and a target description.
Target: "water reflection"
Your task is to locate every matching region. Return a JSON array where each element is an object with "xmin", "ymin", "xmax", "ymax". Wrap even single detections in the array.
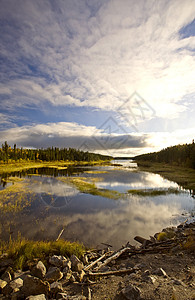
[
  {"xmin": 0, "ymin": 161, "xmax": 194, "ymax": 248},
  {"xmin": 2, "ymin": 192, "xmax": 194, "ymax": 249},
  {"xmin": 95, "ymin": 170, "xmax": 179, "ymax": 192}
]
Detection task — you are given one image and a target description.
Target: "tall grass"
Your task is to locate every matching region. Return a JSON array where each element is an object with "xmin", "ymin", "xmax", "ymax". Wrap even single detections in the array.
[{"xmin": 0, "ymin": 235, "xmax": 85, "ymax": 270}]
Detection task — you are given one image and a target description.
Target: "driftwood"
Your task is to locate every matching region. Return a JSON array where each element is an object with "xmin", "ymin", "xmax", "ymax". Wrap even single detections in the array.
[
  {"xmin": 84, "ymin": 253, "xmax": 107, "ymax": 271},
  {"xmin": 89, "ymin": 267, "xmax": 136, "ymax": 277},
  {"xmin": 56, "ymin": 228, "xmax": 64, "ymax": 241},
  {"xmin": 94, "ymin": 247, "xmax": 131, "ymax": 271},
  {"xmin": 88, "ymin": 286, "xmax": 92, "ymax": 300}
]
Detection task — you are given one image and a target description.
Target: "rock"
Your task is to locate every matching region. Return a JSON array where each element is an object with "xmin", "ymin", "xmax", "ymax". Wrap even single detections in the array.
[
  {"xmin": 45, "ymin": 267, "xmax": 63, "ymax": 283},
  {"xmin": 50, "ymin": 281, "xmax": 64, "ymax": 294},
  {"xmin": 22, "ymin": 275, "xmax": 50, "ymax": 297},
  {"xmin": 153, "ymin": 268, "xmax": 168, "ymax": 278},
  {"xmin": 49, "ymin": 255, "xmax": 67, "ymax": 268},
  {"xmin": 70, "ymin": 255, "xmax": 84, "ymax": 272},
  {"xmin": 121, "ymin": 284, "xmax": 141, "ymax": 300},
  {"xmin": 72, "ymin": 270, "xmax": 85, "ymax": 283},
  {"xmin": 0, "ymin": 279, "xmax": 7, "ymax": 290},
  {"xmin": 62, "ymin": 260, "xmax": 72, "ymax": 273},
  {"xmin": 63, "ymin": 272, "xmax": 72, "ymax": 281},
  {"xmin": 26, "ymin": 294, "xmax": 47, "ymax": 300},
  {"xmin": 14, "ymin": 270, "xmax": 30, "ymax": 280},
  {"xmin": 2, "ymin": 278, "xmax": 23, "ymax": 295},
  {"xmin": 31, "ymin": 261, "xmax": 46, "ymax": 279}
]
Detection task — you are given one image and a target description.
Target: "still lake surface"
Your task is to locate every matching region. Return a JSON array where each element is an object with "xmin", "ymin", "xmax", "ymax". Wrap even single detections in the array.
[{"xmin": 0, "ymin": 160, "xmax": 194, "ymax": 249}]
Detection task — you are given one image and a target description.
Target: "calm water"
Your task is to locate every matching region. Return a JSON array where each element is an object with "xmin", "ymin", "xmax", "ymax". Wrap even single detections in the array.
[{"xmin": 0, "ymin": 160, "xmax": 194, "ymax": 249}]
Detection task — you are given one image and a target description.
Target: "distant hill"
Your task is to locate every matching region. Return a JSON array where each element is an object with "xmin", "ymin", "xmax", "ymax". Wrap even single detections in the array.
[{"xmin": 134, "ymin": 141, "xmax": 195, "ymax": 169}]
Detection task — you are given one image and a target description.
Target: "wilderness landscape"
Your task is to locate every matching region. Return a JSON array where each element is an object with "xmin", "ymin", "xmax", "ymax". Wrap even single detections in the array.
[{"xmin": 0, "ymin": 0, "xmax": 195, "ymax": 299}]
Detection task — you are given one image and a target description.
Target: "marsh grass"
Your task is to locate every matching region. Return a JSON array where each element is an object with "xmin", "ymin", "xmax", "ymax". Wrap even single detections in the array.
[
  {"xmin": 84, "ymin": 170, "xmax": 109, "ymax": 174},
  {"xmin": 58, "ymin": 176, "xmax": 122, "ymax": 199},
  {"xmin": 1, "ymin": 177, "xmax": 24, "ymax": 183},
  {"xmin": 127, "ymin": 187, "xmax": 182, "ymax": 196},
  {"xmin": 0, "ymin": 160, "xmax": 111, "ymax": 175},
  {"xmin": 136, "ymin": 161, "xmax": 195, "ymax": 190},
  {"xmin": 0, "ymin": 235, "xmax": 85, "ymax": 270},
  {"xmin": 0, "ymin": 180, "xmax": 34, "ymax": 213}
]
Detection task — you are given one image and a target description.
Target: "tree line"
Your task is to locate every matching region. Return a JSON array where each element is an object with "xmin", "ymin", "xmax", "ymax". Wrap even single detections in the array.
[
  {"xmin": 134, "ymin": 141, "xmax": 195, "ymax": 169},
  {"xmin": 0, "ymin": 141, "xmax": 112, "ymax": 163}
]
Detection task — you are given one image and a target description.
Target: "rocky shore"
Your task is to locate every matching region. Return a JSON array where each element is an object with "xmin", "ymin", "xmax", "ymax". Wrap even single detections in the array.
[{"xmin": 0, "ymin": 221, "xmax": 194, "ymax": 300}]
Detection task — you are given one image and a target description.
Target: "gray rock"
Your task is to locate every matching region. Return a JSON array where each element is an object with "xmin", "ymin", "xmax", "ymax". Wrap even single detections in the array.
[
  {"xmin": 31, "ymin": 261, "xmax": 46, "ymax": 279},
  {"xmin": 2, "ymin": 278, "xmax": 23, "ymax": 295},
  {"xmin": 26, "ymin": 294, "xmax": 47, "ymax": 300},
  {"xmin": 45, "ymin": 267, "xmax": 63, "ymax": 283},
  {"xmin": 14, "ymin": 270, "xmax": 30, "ymax": 280},
  {"xmin": 22, "ymin": 275, "xmax": 50, "ymax": 297},
  {"xmin": 0, "ymin": 279, "xmax": 7, "ymax": 290},
  {"xmin": 121, "ymin": 284, "xmax": 141, "ymax": 300},
  {"xmin": 50, "ymin": 281, "xmax": 64, "ymax": 293},
  {"xmin": 49, "ymin": 255, "xmax": 67, "ymax": 268},
  {"xmin": 63, "ymin": 259, "xmax": 71, "ymax": 271},
  {"xmin": 70, "ymin": 255, "xmax": 84, "ymax": 272}
]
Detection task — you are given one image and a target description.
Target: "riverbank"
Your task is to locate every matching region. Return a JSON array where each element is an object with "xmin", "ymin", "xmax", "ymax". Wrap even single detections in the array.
[
  {"xmin": 0, "ymin": 221, "xmax": 194, "ymax": 299},
  {"xmin": 0, "ymin": 160, "xmax": 111, "ymax": 175},
  {"xmin": 135, "ymin": 160, "xmax": 195, "ymax": 191}
]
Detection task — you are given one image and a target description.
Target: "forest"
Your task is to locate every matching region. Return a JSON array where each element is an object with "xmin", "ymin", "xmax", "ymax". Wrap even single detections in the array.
[
  {"xmin": 134, "ymin": 141, "xmax": 195, "ymax": 169},
  {"xmin": 0, "ymin": 141, "xmax": 112, "ymax": 163}
]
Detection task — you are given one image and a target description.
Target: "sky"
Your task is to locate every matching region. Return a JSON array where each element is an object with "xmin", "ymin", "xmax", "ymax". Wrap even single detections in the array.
[{"xmin": 0, "ymin": 0, "xmax": 195, "ymax": 157}]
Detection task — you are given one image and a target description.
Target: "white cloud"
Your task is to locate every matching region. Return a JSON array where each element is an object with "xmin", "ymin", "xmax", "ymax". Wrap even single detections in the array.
[
  {"xmin": 1, "ymin": 0, "xmax": 195, "ymax": 118},
  {"xmin": 0, "ymin": 0, "xmax": 195, "ymax": 153}
]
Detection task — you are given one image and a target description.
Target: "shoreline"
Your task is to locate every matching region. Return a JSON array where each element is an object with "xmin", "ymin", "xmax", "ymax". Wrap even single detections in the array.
[
  {"xmin": 135, "ymin": 160, "xmax": 195, "ymax": 192},
  {"xmin": 0, "ymin": 160, "xmax": 112, "ymax": 175},
  {"xmin": 0, "ymin": 221, "xmax": 194, "ymax": 299}
]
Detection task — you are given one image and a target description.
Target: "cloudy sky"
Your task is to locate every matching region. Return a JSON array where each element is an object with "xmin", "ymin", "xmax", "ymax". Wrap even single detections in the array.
[{"xmin": 0, "ymin": 0, "xmax": 195, "ymax": 157}]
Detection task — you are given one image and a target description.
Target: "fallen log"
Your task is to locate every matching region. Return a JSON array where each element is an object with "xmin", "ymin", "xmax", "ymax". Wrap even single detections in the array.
[
  {"xmin": 84, "ymin": 253, "xmax": 107, "ymax": 271},
  {"xmin": 94, "ymin": 247, "xmax": 131, "ymax": 271},
  {"xmin": 134, "ymin": 236, "xmax": 152, "ymax": 246},
  {"xmin": 89, "ymin": 267, "xmax": 137, "ymax": 277}
]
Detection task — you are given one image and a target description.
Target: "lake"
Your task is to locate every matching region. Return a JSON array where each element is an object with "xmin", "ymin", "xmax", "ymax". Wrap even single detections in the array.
[{"xmin": 0, "ymin": 160, "xmax": 194, "ymax": 249}]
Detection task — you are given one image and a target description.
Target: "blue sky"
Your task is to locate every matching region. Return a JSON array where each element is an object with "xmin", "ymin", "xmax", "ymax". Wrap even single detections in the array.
[{"xmin": 0, "ymin": 0, "xmax": 195, "ymax": 157}]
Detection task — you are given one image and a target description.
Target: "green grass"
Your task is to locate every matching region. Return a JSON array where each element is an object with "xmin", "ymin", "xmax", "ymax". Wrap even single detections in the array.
[
  {"xmin": 58, "ymin": 176, "xmax": 122, "ymax": 199},
  {"xmin": 127, "ymin": 187, "xmax": 182, "ymax": 196},
  {"xmin": 0, "ymin": 236, "xmax": 85, "ymax": 270},
  {"xmin": 136, "ymin": 161, "xmax": 195, "ymax": 190}
]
